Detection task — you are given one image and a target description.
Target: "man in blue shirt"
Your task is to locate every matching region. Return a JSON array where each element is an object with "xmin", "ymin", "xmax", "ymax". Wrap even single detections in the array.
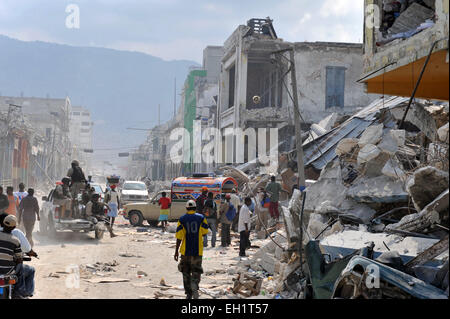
[{"xmin": 174, "ymin": 200, "xmax": 209, "ymax": 299}]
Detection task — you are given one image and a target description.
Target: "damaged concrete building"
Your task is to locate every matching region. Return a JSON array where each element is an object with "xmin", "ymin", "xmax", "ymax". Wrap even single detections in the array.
[
  {"xmin": 362, "ymin": 0, "xmax": 449, "ymax": 100},
  {"xmin": 217, "ymin": 18, "xmax": 379, "ymax": 167}
]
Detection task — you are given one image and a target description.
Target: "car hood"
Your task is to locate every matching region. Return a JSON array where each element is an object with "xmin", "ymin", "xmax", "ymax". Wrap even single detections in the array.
[{"xmin": 121, "ymin": 190, "xmax": 148, "ymax": 196}]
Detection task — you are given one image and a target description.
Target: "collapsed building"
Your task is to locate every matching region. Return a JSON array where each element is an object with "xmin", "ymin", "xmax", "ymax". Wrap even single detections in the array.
[
  {"xmin": 216, "ymin": 18, "xmax": 379, "ymax": 168},
  {"xmin": 223, "ymin": 96, "xmax": 449, "ymax": 300}
]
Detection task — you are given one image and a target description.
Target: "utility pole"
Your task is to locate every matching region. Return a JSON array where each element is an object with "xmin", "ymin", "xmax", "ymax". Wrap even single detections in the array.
[{"xmin": 289, "ymin": 48, "xmax": 306, "ymax": 190}]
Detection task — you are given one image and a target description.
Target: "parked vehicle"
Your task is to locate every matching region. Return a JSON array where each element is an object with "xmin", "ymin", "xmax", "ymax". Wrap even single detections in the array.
[
  {"xmin": 123, "ymin": 190, "xmax": 183, "ymax": 226},
  {"xmin": 120, "ymin": 181, "xmax": 149, "ymax": 206},
  {"xmin": 123, "ymin": 175, "xmax": 238, "ymax": 227},
  {"xmin": 0, "ymin": 255, "xmax": 32, "ymax": 299},
  {"xmin": 39, "ymin": 189, "xmax": 107, "ymax": 239}
]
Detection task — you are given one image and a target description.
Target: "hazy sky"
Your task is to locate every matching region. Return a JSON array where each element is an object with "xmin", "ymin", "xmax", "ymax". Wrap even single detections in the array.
[{"xmin": 0, "ymin": 0, "xmax": 364, "ymax": 63}]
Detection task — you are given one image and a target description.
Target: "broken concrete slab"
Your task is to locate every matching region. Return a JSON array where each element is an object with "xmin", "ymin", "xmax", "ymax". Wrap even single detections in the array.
[
  {"xmin": 347, "ymin": 175, "xmax": 408, "ymax": 204},
  {"xmin": 389, "ymin": 2, "xmax": 435, "ymax": 35},
  {"xmin": 382, "ymin": 158, "xmax": 407, "ymax": 180},
  {"xmin": 335, "ymin": 138, "xmax": 359, "ymax": 157},
  {"xmin": 358, "ymin": 124, "xmax": 384, "ymax": 147},
  {"xmin": 378, "ymin": 131, "xmax": 399, "ymax": 155},
  {"xmin": 339, "ymin": 200, "xmax": 377, "ymax": 224},
  {"xmin": 437, "ymin": 123, "xmax": 449, "ymax": 143},
  {"xmin": 357, "ymin": 144, "xmax": 381, "ymax": 165},
  {"xmin": 407, "ymin": 166, "xmax": 449, "ymax": 211},
  {"xmin": 386, "ymin": 189, "xmax": 449, "ymax": 233},
  {"xmin": 390, "ymin": 102, "xmax": 439, "ymax": 141},
  {"xmin": 304, "ymin": 168, "xmax": 348, "ymax": 214},
  {"xmin": 320, "ymin": 229, "xmax": 442, "ymax": 257},
  {"xmin": 364, "ymin": 151, "xmax": 390, "ymax": 177},
  {"xmin": 390, "ymin": 129, "xmax": 406, "ymax": 147}
]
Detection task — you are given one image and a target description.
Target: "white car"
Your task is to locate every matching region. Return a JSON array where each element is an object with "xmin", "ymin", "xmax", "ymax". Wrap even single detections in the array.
[{"xmin": 120, "ymin": 181, "xmax": 149, "ymax": 205}]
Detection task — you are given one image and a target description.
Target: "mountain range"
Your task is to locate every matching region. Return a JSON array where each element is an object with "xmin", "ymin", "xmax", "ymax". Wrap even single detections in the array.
[{"xmin": 0, "ymin": 34, "xmax": 198, "ymax": 167}]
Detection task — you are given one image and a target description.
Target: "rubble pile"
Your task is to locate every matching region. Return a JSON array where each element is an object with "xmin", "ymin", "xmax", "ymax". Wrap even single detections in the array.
[{"xmin": 233, "ymin": 97, "xmax": 449, "ymax": 299}]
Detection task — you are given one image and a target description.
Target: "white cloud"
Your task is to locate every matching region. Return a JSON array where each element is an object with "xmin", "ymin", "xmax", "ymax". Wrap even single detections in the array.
[{"xmin": 320, "ymin": 0, "xmax": 363, "ymax": 18}]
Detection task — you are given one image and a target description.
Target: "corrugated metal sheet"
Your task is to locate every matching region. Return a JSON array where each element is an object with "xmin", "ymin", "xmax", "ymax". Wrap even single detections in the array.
[{"xmin": 301, "ymin": 96, "xmax": 409, "ymax": 170}]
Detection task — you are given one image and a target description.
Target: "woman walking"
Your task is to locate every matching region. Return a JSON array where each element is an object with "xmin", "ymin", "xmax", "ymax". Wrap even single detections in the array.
[{"xmin": 105, "ymin": 184, "xmax": 120, "ymax": 234}]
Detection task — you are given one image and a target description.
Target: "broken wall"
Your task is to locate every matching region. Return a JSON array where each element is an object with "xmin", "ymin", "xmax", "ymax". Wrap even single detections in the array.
[{"xmin": 290, "ymin": 42, "xmax": 380, "ymax": 124}]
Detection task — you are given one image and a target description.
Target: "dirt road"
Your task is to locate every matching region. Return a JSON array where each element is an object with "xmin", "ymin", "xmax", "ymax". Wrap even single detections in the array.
[{"xmin": 28, "ymin": 216, "xmax": 249, "ymax": 299}]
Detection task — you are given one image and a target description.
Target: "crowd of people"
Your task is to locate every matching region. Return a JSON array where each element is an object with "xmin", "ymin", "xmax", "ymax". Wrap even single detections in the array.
[
  {"xmin": 0, "ymin": 159, "xmax": 120, "ymax": 298},
  {"xmin": 172, "ymin": 175, "xmax": 286, "ymax": 299},
  {"xmin": 1, "ymin": 161, "xmax": 286, "ymax": 299}
]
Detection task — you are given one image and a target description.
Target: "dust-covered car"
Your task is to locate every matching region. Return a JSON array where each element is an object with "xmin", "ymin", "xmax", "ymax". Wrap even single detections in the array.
[
  {"xmin": 119, "ymin": 181, "xmax": 149, "ymax": 206},
  {"xmin": 123, "ymin": 190, "xmax": 185, "ymax": 226}
]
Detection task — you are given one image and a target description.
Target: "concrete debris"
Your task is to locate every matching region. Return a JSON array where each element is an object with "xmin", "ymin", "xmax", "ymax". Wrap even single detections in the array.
[
  {"xmin": 386, "ymin": 189, "xmax": 449, "ymax": 233},
  {"xmin": 406, "ymin": 167, "xmax": 449, "ymax": 211},
  {"xmin": 347, "ymin": 175, "xmax": 408, "ymax": 204},
  {"xmin": 335, "ymin": 138, "xmax": 359, "ymax": 157},
  {"xmin": 437, "ymin": 123, "xmax": 449, "ymax": 143},
  {"xmin": 358, "ymin": 124, "xmax": 384, "ymax": 147},
  {"xmin": 232, "ymin": 273, "xmax": 263, "ymax": 297},
  {"xmin": 388, "ymin": 2, "xmax": 435, "ymax": 35},
  {"xmin": 224, "ymin": 97, "xmax": 448, "ymax": 299},
  {"xmin": 357, "ymin": 144, "xmax": 381, "ymax": 165},
  {"xmin": 382, "ymin": 158, "xmax": 406, "ymax": 180}
]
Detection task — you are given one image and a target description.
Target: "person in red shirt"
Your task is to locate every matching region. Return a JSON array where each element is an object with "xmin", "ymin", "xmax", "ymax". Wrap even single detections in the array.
[{"xmin": 158, "ymin": 192, "xmax": 171, "ymax": 233}]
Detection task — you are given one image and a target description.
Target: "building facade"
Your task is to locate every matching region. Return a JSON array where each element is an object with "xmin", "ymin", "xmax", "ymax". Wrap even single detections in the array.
[
  {"xmin": 69, "ymin": 106, "xmax": 94, "ymax": 171},
  {"xmin": 217, "ymin": 18, "xmax": 378, "ymax": 166},
  {"xmin": 0, "ymin": 96, "xmax": 74, "ymax": 188}
]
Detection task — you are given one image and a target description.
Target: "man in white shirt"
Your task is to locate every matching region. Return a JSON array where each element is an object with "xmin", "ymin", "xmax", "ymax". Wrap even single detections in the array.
[
  {"xmin": 14, "ymin": 183, "xmax": 28, "ymax": 203},
  {"xmin": 0, "ymin": 212, "xmax": 36, "ymax": 255},
  {"xmin": 238, "ymin": 197, "xmax": 252, "ymax": 257},
  {"xmin": 230, "ymin": 188, "xmax": 241, "ymax": 232}
]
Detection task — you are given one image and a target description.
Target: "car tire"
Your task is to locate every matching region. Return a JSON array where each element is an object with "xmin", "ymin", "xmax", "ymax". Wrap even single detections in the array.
[
  {"xmin": 129, "ymin": 211, "xmax": 144, "ymax": 227},
  {"xmin": 147, "ymin": 220, "xmax": 158, "ymax": 227}
]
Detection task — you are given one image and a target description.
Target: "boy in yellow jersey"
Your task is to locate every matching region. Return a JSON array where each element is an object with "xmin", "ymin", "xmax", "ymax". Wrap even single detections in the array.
[{"xmin": 174, "ymin": 200, "xmax": 209, "ymax": 299}]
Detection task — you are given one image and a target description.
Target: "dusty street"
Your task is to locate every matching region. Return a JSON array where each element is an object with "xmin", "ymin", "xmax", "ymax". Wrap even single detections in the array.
[{"xmin": 29, "ymin": 216, "xmax": 251, "ymax": 299}]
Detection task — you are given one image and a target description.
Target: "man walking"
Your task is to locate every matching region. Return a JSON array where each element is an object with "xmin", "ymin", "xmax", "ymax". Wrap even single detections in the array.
[
  {"xmin": 0, "ymin": 186, "xmax": 9, "ymax": 213},
  {"xmin": 265, "ymin": 176, "xmax": 285, "ymax": 221},
  {"xmin": 105, "ymin": 184, "xmax": 120, "ymax": 234},
  {"xmin": 158, "ymin": 192, "xmax": 171, "ymax": 233},
  {"xmin": 230, "ymin": 188, "xmax": 241, "ymax": 232},
  {"xmin": 14, "ymin": 183, "xmax": 28, "ymax": 203},
  {"xmin": 196, "ymin": 187, "xmax": 208, "ymax": 215},
  {"xmin": 203, "ymin": 192, "xmax": 217, "ymax": 248},
  {"xmin": 238, "ymin": 197, "xmax": 252, "ymax": 257},
  {"xmin": 255, "ymin": 189, "xmax": 270, "ymax": 233},
  {"xmin": 5, "ymin": 187, "xmax": 19, "ymax": 216},
  {"xmin": 219, "ymin": 194, "xmax": 235, "ymax": 247},
  {"xmin": 174, "ymin": 200, "xmax": 209, "ymax": 299},
  {"xmin": 17, "ymin": 188, "xmax": 40, "ymax": 247}
]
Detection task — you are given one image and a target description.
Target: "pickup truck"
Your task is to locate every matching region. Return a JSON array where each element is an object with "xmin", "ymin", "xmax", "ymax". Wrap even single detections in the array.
[{"xmin": 39, "ymin": 189, "xmax": 107, "ymax": 239}]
